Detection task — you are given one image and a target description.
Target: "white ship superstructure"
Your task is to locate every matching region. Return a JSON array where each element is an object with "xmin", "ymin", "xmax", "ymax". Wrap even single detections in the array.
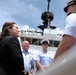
[{"xmin": 19, "ymin": 28, "xmax": 62, "ymax": 58}]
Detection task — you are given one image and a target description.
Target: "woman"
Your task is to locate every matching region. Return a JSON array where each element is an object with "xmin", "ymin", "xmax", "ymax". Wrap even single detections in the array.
[{"xmin": 0, "ymin": 22, "xmax": 24, "ymax": 75}]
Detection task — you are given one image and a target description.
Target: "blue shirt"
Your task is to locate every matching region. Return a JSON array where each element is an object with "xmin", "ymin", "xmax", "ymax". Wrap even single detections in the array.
[
  {"xmin": 22, "ymin": 50, "xmax": 34, "ymax": 72},
  {"xmin": 34, "ymin": 50, "xmax": 53, "ymax": 67}
]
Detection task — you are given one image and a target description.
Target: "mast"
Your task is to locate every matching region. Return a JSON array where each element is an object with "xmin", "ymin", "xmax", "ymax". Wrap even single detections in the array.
[
  {"xmin": 38, "ymin": 0, "xmax": 56, "ymax": 31},
  {"xmin": 47, "ymin": 0, "xmax": 51, "ymax": 12}
]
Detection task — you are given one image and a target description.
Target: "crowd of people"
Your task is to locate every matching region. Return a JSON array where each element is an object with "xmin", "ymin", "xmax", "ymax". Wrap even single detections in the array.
[
  {"xmin": 0, "ymin": 0, "xmax": 76, "ymax": 75},
  {"xmin": 0, "ymin": 22, "xmax": 53, "ymax": 75}
]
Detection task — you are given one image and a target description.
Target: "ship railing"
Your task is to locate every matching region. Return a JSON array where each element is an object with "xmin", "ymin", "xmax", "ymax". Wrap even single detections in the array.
[{"xmin": 19, "ymin": 30, "xmax": 42, "ymax": 35}]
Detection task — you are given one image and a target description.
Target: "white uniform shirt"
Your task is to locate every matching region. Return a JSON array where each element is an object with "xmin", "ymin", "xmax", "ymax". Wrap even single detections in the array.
[
  {"xmin": 64, "ymin": 13, "xmax": 76, "ymax": 38},
  {"xmin": 63, "ymin": 13, "xmax": 76, "ymax": 51},
  {"xmin": 34, "ymin": 50, "xmax": 53, "ymax": 67}
]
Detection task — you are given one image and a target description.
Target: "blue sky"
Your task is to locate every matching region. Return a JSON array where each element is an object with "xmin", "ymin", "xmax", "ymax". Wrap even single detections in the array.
[{"xmin": 0, "ymin": 0, "xmax": 68, "ymax": 32}]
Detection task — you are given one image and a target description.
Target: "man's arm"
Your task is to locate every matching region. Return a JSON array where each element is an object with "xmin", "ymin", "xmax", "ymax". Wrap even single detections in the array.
[
  {"xmin": 54, "ymin": 35, "xmax": 75, "ymax": 59},
  {"xmin": 29, "ymin": 65, "xmax": 34, "ymax": 75},
  {"xmin": 35, "ymin": 60, "xmax": 45, "ymax": 72}
]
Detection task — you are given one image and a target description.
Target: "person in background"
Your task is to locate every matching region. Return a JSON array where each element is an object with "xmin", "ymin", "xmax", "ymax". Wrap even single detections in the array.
[
  {"xmin": 0, "ymin": 22, "xmax": 24, "ymax": 75},
  {"xmin": 34, "ymin": 39, "xmax": 53, "ymax": 72},
  {"xmin": 54, "ymin": 0, "xmax": 76, "ymax": 59},
  {"xmin": 22, "ymin": 40, "xmax": 34, "ymax": 75}
]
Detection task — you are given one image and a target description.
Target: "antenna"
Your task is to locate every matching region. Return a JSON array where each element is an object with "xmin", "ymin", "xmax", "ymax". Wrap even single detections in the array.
[{"xmin": 47, "ymin": 0, "xmax": 51, "ymax": 12}]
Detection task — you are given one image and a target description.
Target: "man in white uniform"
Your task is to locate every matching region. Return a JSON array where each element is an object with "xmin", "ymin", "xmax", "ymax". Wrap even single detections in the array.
[
  {"xmin": 34, "ymin": 39, "xmax": 53, "ymax": 72},
  {"xmin": 54, "ymin": 0, "xmax": 76, "ymax": 59}
]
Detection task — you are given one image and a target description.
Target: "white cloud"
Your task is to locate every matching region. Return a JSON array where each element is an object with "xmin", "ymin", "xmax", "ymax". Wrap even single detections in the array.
[
  {"xmin": 21, "ymin": 25, "xmax": 29, "ymax": 30},
  {"xmin": 56, "ymin": 28, "xmax": 63, "ymax": 34},
  {"xmin": 20, "ymin": 25, "xmax": 63, "ymax": 35},
  {"xmin": 21, "ymin": 25, "xmax": 35, "ymax": 31}
]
